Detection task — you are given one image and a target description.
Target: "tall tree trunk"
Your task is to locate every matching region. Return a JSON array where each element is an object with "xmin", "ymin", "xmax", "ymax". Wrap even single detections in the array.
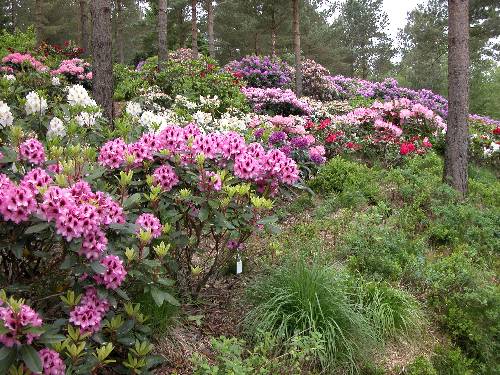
[
  {"xmin": 91, "ymin": 0, "xmax": 113, "ymax": 122},
  {"xmin": 191, "ymin": 0, "xmax": 198, "ymax": 58},
  {"xmin": 158, "ymin": 0, "xmax": 168, "ymax": 70},
  {"xmin": 10, "ymin": 0, "xmax": 16, "ymax": 30},
  {"xmin": 116, "ymin": 0, "xmax": 124, "ymax": 64},
  {"xmin": 206, "ymin": 0, "xmax": 215, "ymax": 58},
  {"xmin": 444, "ymin": 0, "xmax": 469, "ymax": 197},
  {"xmin": 35, "ymin": 0, "xmax": 43, "ymax": 46},
  {"xmin": 178, "ymin": 7, "xmax": 185, "ymax": 48},
  {"xmin": 79, "ymin": 0, "xmax": 89, "ymax": 55},
  {"xmin": 271, "ymin": 8, "xmax": 277, "ymax": 57},
  {"xmin": 292, "ymin": 0, "xmax": 302, "ymax": 97}
]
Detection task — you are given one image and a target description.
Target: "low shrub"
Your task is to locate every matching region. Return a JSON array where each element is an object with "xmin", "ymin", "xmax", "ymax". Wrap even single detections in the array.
[
  {"xmin": 404, "ymin": 356, "xmax": 437, "ymax": 375},
  {"xmin": 425, "ymin": 251, "xmax": 500, "ymax": 373},
  {"xmin": 431, "ymin": 345, "xmax": 474, "ymax": 375}
]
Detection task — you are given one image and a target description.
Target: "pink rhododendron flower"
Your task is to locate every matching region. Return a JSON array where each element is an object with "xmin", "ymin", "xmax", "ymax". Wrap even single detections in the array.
[
  {"xmin": 153, "ymin": 164, "xmax": 179, "ymax": 191},
  {"xmin": 69, "ymin": 287, "xmax": 109, "ymax": 333},
  {"xmin": 20, "ymin": 168, "xmax": 53, "ymax": 194},
  {"xmin": 0, "ymin": 303, "xmax": 43, "ymax": 347},
  {"xmin": 98, "ymin": 138, "xmax": 127, "ymax": 169},
  {"xmin": 94, "ymin": 255, "xmax": 127, "ymax": 290},
  {"xmin": 0, "ymin": 184, "xmax": 38, "ymax": 223},
  {"xmin": 38, "ymin": 348, "xmax": 66, "ymax": 375},
  {"xmin": 19, "ymin": 138, "xmax": 46, "ymax": 165},
  {"xmin": 135, "ymin": 213, "xmax": 162, "ymax": 238}
]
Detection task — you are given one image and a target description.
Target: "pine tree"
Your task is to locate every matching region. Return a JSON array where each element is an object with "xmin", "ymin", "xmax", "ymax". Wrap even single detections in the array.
[
  {"xmin": 91, "ymin": 0, "xmax": 114, "ymax": 121},
  {"xmin": 80, "ymin": 0, "xmax": 89, "ymax": 55},
  {"xmin": 444, "ymin": 0, "xmax": 469, "ymax": 196},
  {"xmin": 158, "ymin": 0, "xmax": 168, "ymax": 69},
  {"xmin": 191, "ymin": 0, "xmax": 198, "ymax": 58},
  {"xmin": 292, "ymin": 0, "xmax": 302, "ymax": 97},
  {"xmin": 206, "ymin": 0, "xmax": 215, "ymax": 58}
]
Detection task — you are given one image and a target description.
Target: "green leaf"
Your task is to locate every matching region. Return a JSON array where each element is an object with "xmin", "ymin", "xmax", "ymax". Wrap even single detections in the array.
[
  {"xmin": 123, "ymin": 193, "xmax": 142, "ymax": 209},
  {"xmin": 39, "ymin": 332, "xmax": 66, "ymax": 344},
  {"xmin": 198, "ymin": 207, "xmax": 209, "ymax": 221},
  {"xmin": 25, "ymin": 222, "xmax": 50, "ymax": 234},
  {"xmin": 90, "ymin": 261, "xmax": 106, "ymax": 274},
  {"xmin": 157, "ymin": 278, "xmax": 175, "ymax": 287},
  {"xmin": 0, "ymin": 346, "xmax": 15, "ymax": 373},
  {"xmin": 115, "ymin": 288, "xmax": 130, "ymax": 300},
  {"xmin": 257, "ymin": 215, "xmax": 278, "ymax": 225},
  {"xmin": 150, "ymin": 287, "xmax": 180, "ymax": 307},
  {"xmin": 20, "ymin": 345, "xmax": 43, "ymax": 373},
  {"xmin": 61, "ymin": 254, "xmax": 77, "ymax": 269},
  {"xmin": 117, "ymin": 319, "xmax": 135, "ymax": 336}
]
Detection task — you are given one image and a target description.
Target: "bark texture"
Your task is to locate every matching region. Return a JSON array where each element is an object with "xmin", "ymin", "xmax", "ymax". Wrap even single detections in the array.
[
  {"xmin": 116, "ymin": 0, "xmax": 124, "ymax": 64},
  {"xmin": 158, "ymin": 0, "xmax": 168, "ymax": 70},
  {"xmin": 191, "ymin": 0, "xmax": 198, "ymax": 59},
  {"xmin": 292, "ymin": 0, "xmax": 302, "ymax": 97},
  {"xmin": 444, "ymin": 0, "xmax": 469, "ymax": 197},
  {"xmin": 207, "ymin": 0, "xmax": 215, "ymax": 58},
  {"xmin": 79, "ymin": 0, "xmax": 89, "ymax": 55},
  {"xmin": 35, "ymin": 0, "xmax": 43, "ymax": 46},
  {"xmin": 91, "ymin": 0, "xmax": 114, "ymax": 122}
]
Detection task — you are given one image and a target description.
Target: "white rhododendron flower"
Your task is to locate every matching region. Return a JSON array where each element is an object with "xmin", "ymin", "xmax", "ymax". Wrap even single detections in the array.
[
  {"xmin": 76, "ymin": 111, "xmax": 102, "ymax": 127},
  {"xmin": 126, "ymin": 102, "xmax": 142, "ymax": 117},
  {"xmin": 483, "ymin": 142, "xmax": 499, "ymax": 157},
  {"xmin": 0, "ymin": 101, "xmax": 14, "ymax": 128},
  {"xmin": 193, "ymin": 111, "xmax": 213, "ymax": 126},
  {"xmin": 3, "ymin": 74, "xmax": 16, "ymax": 81},
  {"xmin": 25, "ymin": 91, "xmax": 48, "ymax": 115},
  {"xmin": 67, "ymin": 84, "xmax": 96, "ymax": 107},
  {"xmin": 47, "ymin": 117, "xmax": 66, "ymax": 138},
  {"xmin": 51, "ymin": 76, "xmax": 61, "ymax": 86}
]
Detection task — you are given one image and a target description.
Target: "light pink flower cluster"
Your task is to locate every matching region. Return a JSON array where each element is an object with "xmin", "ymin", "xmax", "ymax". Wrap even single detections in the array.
[
  {"xmin": 98, "ymin": 124, "xmax": 300, "ymax": 189},
  {"xmin": 51, "ymin": 58, "xmax": 92, "ymax": 80},
  {"xmin": 153, "ymin": 164, "xmax": 179, "ymax": 191},
  {"xmin": 0, "ymin": 303, "xmax": 43, "ymax": 347},
  {"xmin": 69, "ymin": 287, "xmax": 109, "ymax": 333},
  {"xmin": 38, "ymin": 348, "xmax": 66, "ymax": 375},
  {"xmin": 94, "ymin": 255, "xmax": 127, "ymax": 290},
  {"xmin": 242, "ymin": 87, "xmax": 313, "ymax": 115},
  {"xmin": 135, "ymin": 213, "xmax": 162, "ymax": 238},
  {"xmin": 19, "ymin": 138, "xmax": 46, "ymax": 165},
  {"xmin": 2, "ymin": 52, "xmax": 47, "ymax": 72},
  {"xmin": 334, "ymin": 98, "xmax": 447, "ymax": 138}
]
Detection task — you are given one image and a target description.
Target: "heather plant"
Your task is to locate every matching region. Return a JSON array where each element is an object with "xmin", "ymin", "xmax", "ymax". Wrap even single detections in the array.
[{"xmin": 225, "ymin": 55, "xmax": 293, "ymax": 89}]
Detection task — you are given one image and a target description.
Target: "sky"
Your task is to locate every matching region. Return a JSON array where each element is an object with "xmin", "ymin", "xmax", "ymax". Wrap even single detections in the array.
[{"xmin": 382, "ymin": 0, "xmax": 427, "ymax": 41}]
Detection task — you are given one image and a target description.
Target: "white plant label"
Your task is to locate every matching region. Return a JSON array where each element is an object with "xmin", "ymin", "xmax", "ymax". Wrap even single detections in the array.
[{"xmin": 236, "ymin": 255, "xmax": 242, "ymax": 274}]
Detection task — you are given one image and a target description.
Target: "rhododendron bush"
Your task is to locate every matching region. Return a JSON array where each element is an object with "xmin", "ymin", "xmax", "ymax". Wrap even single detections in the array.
[
  {"xmin": 225, "ymin": 55, "xmax": 293, "ymax": 89},
  {"xmin": 97, "ymin": 123, "xmax": 299, "ymax": 296}
]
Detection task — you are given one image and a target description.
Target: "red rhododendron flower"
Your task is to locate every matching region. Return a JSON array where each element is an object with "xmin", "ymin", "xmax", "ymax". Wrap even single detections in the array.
[
  {"xmin": 493, "ymin": 127, "xmax": 500, "ymax": 135},
  {"xmin": 318, "ymin": 118, "xmax": 331, "ymax": 130},
  {"xmin": 400, "ymin": 142, "xmax": 416, "ymax": 155}
]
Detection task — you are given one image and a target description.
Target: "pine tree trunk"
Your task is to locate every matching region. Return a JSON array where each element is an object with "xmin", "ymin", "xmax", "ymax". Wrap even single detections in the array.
[
  {"xmin": 116, "ymin": 0, "xmax": 124, "ymax": 64},
  {"xmin": 292, "ymin": 0, "xmax": 302, "ymax": 97},
  {"xmin": 91, "ymin": 0, "xmax": 113, "ymax": 122},
  {"xmin": 271, "ymin": 8, "xmax": 277, "ymax": 57},
  {"xmin": 158, "ymin": 0, "xmax": 168, "ymax": 70},
  {"xmin": 191, "ymin": 0, "xmax": 198, "ymax": 59},
  {"xmin": 35, "ymin": 0, "xmax": 43, "ymax": 46},
  {"xmin": 79, "ymin": 0, "xmax": 89, "ymax": 55},
  {"xmin": 444, "ymin": 0, "xmax": 469, "ymax": 197},
  {"xmin": 207, "ymin": 0, "xmax": 215, "ymax": 58}
]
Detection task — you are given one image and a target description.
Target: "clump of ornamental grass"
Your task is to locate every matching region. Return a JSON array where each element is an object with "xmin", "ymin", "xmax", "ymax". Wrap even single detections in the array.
[{"xmin": 245, "ymin": 260, "xmax": 378, "ymax": 373}]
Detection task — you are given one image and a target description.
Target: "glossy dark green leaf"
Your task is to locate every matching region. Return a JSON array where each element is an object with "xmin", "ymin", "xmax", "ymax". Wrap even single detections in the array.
[{"xmin": 20, "ymin": 345, "xmax": 43, "ymax": 373}]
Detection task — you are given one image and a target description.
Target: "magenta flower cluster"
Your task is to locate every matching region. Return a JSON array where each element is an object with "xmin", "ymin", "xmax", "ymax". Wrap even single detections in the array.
[
  {"xmin": 69, "ymin": 287, "xmax": 110, "ymax": 333},
  {"xmin": 94, "ymin": 255, "xmax": 127, "ymax": 290},
  {"xmin": 242, "ymin": 87, "xmax": 312, "ymax": 116},
  {"xmin": 98, "ymin": 123, "xmax": 300, "ymax": 190},
  {"xmin": 0, "ymin": 302, "xmax": 43, "ymax": 347},
  {"xmin": 19, "ymin": 138, "xmax": 46, "ymax": 165},
  {"xmin": 38, "ymin": 348, "xmax": 66, "ymax": 375},
  {"xmin": 136, "ymin": 213, "xmax": 163, "ymax": 239}
]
